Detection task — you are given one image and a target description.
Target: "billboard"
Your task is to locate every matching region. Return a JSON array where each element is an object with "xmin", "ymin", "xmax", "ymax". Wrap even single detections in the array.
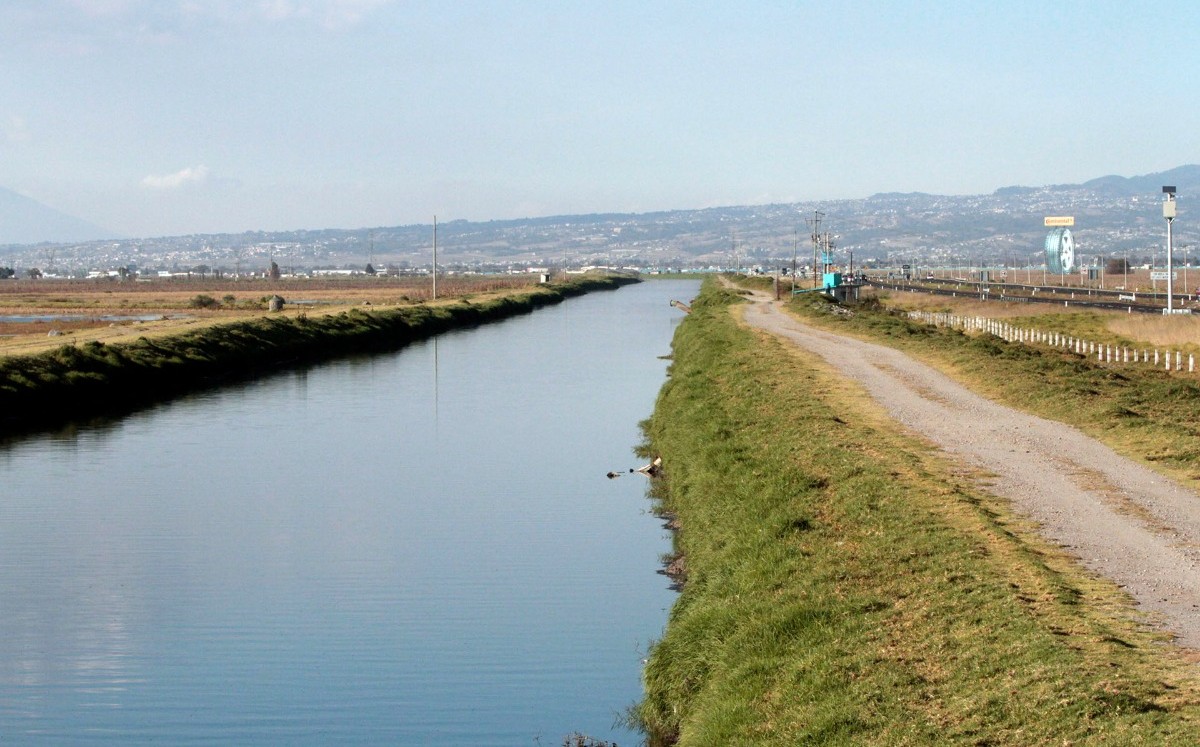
[{"xmin": 1045, "ymin": 227, "xmax": 1076, "ymax": 274}]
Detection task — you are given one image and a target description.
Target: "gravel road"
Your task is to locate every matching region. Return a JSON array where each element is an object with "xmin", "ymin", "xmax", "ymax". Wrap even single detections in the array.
[{"xmin": 741, "ymin": 295, "xmax": 1200, "ymax": 650}]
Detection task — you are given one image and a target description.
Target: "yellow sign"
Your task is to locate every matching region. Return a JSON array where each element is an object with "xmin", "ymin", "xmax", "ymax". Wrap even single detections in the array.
[{"xmin": 1044, "ymin": 216, "xmax": 1075, "ymax": 227}]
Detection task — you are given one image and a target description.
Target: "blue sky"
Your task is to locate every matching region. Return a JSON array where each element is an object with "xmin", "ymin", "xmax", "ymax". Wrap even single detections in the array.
[{"xmin": 2, "ymin": 0, "xmax": 1197, "ymax": 237}]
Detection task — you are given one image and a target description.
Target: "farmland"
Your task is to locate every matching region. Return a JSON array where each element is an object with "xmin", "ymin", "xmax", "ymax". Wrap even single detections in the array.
[{"xmin": 0, "ymin": 274, "xmax": 547, "ymax": 357}]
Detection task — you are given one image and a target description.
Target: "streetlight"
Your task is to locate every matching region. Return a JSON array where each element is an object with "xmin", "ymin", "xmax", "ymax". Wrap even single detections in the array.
[{"xmin": 1164, "ymin": 186, "xmax": 1177, "ymax": 313}]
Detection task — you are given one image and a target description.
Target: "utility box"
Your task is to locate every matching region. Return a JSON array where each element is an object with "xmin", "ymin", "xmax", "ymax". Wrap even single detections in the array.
[{"xmin": 823, "ymin": 272, "xmax": 842, "ymax": 290}]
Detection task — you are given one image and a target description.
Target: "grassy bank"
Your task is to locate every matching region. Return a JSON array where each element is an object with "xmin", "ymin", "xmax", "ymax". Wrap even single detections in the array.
[
  {"xmin": 635, "ymin": 281, "xmax": 1200, "ymax": 745},
  {"xmin": 787, "ymin": 291, "xmax": 1200, "ymax": 490},
  {"xmin": 881, "ymin": 291, "xmax": 1200, "ymax": 357},
  {"xmin": 0, "ymin": 275, "xmax": 636, "ymax": 435}
]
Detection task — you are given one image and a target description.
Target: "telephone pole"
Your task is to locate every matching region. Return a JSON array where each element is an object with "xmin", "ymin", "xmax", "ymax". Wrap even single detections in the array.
[
  {"xmin": 806, "ymin": 211, "xmax": 824, "ymax": 288},
  {"xmin": 791, "ymin": 231, "xmax": 798, "ymax": 294}
]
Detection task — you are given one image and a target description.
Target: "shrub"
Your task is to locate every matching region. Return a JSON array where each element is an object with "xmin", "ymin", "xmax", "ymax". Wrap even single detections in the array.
[{"xmin": 189, "ymin": 294, "xmax": 221, "ymax": 309}]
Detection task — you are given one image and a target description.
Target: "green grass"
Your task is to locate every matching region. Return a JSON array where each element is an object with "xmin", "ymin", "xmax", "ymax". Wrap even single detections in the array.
[{"xmin": 634, "ymin": 279, "xmax": 1200, "ymax": 745}]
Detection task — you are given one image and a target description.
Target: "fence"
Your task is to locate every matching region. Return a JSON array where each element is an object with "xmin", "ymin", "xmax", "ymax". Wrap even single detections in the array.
[{"xmin": 905, "ymin": 310, "xmax": 1196, "ymax": 373}]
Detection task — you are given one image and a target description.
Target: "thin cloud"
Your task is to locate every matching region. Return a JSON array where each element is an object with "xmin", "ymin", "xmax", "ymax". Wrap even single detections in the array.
[
  {"xmin": 316, "ymin": 0, "xmax": 391, "ymax": 30},
  {"xmin": 66, "ymin": 0, "xmax": 142, "ymax": 17},
  {"xmin": 179, "ymin": 0, "xmax": 391, "ymax": 29},
  {"xmin": 142, "ymin": 165, "xmax": 210, "ymax": 189},
  {"xmin": 3, "ymin": 116, "xmax": 31, "ymax": 144}
]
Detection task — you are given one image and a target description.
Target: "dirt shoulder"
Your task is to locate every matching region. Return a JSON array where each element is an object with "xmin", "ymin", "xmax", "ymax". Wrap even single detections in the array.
[{"xmin": 740, "ymin": 292, "xmax": 1200, "ymax": 650}]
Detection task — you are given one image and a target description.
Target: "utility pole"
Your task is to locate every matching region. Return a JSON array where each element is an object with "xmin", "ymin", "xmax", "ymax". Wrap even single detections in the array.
[
  {"xmin": 806, "ymin": 211, "xmax": 823, "ymax": 289},
  {"xmin": 432, "ymin": 216, "xmax": 438, "ymax": 300},
  {"xmin": 1164, "ymin": 186, "xmax": 1177, "ymax": 313},
  {"xmin": 792, "ymin": 231, "xmax": 798, "ymax": 294}
]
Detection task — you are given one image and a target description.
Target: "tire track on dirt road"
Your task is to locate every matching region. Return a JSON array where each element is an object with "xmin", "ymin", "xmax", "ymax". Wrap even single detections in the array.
[{"xmin": 741, "ymin": 295, "xmax": 1200, "ymax": 650}]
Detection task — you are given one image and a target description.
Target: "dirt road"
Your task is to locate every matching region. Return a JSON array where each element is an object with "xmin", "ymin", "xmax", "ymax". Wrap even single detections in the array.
[{"xmin": 741, "ymin": 295, "xmax": 1200, "ymax": 650}]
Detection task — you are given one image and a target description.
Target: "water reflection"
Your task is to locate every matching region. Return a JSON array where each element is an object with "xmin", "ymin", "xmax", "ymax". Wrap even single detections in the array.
[{"xmin": 0, "ymin": 279, "xmax": 699, "ymax": 744}]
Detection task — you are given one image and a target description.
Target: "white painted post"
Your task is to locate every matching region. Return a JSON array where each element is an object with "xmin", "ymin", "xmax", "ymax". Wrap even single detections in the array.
[{"xmin": 1190, "ymin": 354, "xmax": 1195, "ymax": 373}]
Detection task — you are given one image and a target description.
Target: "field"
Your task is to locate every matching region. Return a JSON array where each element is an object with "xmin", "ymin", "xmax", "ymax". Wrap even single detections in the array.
[
  {"xmin": 874, "ymin": 287, "xmax": 1200, "ymax": 353},
  {"xmin": 0, "ymin": 274, "xmax": 543, "ymax": 357}
]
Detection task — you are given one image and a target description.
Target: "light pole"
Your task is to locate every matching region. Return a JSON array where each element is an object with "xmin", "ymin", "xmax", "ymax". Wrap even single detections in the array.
[{"xmin": 1164, "ymin": 186, "xmax": 1177, "ymax": 312}]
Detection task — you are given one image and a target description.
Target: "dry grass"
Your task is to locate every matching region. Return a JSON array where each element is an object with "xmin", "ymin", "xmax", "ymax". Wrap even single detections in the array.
[
  {"xmin": 0, "ymin": 275, "xmax": 544, "ymax": 357},
  {"xmin": 874, "ymin": 289, "xmax": 1063, "ymax": 319},
  {"xmin": 0, "ymin": 275, "xmax": 536, "ymax": 310},
  {"xmin": 1106, "ymin": 314, "xmax": 1200, "ymax": 348},
  {"xmin": 874, "ymin": 288, "xmax": 1200, "ymax": 351}
]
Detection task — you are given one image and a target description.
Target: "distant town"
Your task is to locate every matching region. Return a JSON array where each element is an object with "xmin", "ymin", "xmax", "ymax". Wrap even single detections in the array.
[{"xmin": 2, "ymin": 165, "xmax": 1197, "ymax": 280}]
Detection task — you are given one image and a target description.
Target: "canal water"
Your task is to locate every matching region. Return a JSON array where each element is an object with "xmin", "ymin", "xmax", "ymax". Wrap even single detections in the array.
[{"xmin": 0, "ymin": 279, "xmax": 698, "ymax": 745}]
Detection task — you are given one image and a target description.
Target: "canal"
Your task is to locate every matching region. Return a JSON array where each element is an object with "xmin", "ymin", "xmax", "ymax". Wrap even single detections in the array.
[{"xmin": 0, "ymin": 278, "xmax": 699, "ymax": 745}]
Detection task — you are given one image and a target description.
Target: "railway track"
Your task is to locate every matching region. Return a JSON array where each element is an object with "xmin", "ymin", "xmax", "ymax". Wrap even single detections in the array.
[{"xmin": 865, "ymin": 279, "xmax": 1195, "ymax": 315}]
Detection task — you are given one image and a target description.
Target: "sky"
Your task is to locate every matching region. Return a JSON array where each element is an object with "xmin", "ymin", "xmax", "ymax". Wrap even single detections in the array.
[{"xmin": 2, "ymin": 0, "xmax": 1198, "ymax": 238}]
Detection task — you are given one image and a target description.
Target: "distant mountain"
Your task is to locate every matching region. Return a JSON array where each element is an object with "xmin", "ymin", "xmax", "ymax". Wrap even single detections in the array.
[
  {"xmin": 0, "ymin": 187, "xmax": 114, "ymax": 245},
  {"xmin": 993, "ymin": 165, "xmax": 1200, "ymax": 198},
  {"xmin": 1078, "ymin": 165, "xmax": 1200, "ymax": 196}
]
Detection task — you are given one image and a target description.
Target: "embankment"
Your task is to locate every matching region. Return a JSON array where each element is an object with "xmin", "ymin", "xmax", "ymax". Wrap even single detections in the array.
[
  {"xmin": 0, "ymin": 275, "xmax": 637, "ymax": 435},
  {"xmin": 635, "ymin": 280, "xmax": 1200, "ymax": 745}
]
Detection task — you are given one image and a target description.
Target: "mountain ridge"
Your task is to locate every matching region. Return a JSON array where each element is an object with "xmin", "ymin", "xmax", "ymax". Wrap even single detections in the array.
[{"xmin": 0, "ymin": 187, "xmax": 115, "ymax": 246}]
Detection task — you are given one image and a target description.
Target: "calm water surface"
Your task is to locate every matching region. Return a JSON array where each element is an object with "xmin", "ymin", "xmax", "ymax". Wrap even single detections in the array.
[{"xmin": 0, "ymin": 279, "xmax": 699, "ymax": 745}]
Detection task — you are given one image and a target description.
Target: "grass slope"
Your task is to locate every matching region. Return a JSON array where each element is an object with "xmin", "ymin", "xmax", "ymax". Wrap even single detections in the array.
[
  {"xmin": 635, "ymin": 281, "xmax": 1200, "ymax": 745},
  {"xmin": 0, "ymin": 275, "xmax": 635, "ymax": 435}
]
